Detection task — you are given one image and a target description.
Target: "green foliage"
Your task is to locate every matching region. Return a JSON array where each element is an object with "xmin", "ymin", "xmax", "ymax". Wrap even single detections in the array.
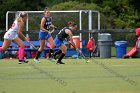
[
  {"xmin": 51, "ymin": 1, "xmax": 139, "ymax": 29},
  {"xmin": 51, "ymin": 1, "xmax": 100, "ymax": 29},
  {"xmin": 99, "ymin": 0, "xmax": 137, "ymax": 29},
  {"xmin": 51, "ymin": 1, "xmax": 99, "ymax": 10},
  {"xmin": 51, "ymin": 1, "xmax": 80, "ymax": 10},
  {"xmin": 0, "ymin": 0, "xmax": 140, "ymax": 29},
  {"xmin": 113, "ymin": 18, "xmax": 126, "ymax": 29},
  {"xmin": 125, "ymin": 33, "xmax": 136, "ymax": 46},
  {"xmin": 0, "ymin": 0, "xmax": 44, "ymax": 29}
]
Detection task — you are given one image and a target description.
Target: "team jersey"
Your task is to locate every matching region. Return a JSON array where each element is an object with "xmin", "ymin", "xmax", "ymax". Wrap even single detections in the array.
[
  {"xmin": 8, "ymin": 20, "xmax": 18, "ymax": 32},
  {"xmin": 43, "ymin": 17, "xmax": 52, "ymax": 30},
  {"xmin": 57, "ymin": 27, "xmax": 71, "ymax": 40},
  {"xmin": 4, "ymin": 20, "xmax": 19, "ymax": 40}
]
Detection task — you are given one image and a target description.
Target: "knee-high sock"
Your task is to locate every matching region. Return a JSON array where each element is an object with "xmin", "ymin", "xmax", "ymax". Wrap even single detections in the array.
[
  {"xmin": 54, "ymin": 50, "xmax": 62, "ymax": 56},
  {"xmin": 35, "ymin": 51, "xmax": 42, "ymax": 59},
  {"xmin": 0, "ymin": 47, "xmax": 3, "ymax": 52},
  {"xmin": 58, "ymin": 53, "xmax": 65, "ymax": 62},
  {"xmin": 19, "ymin": 47, "xmax": 24, "ymax": 61},
  {"xmin": 48, "ymin": 49, "xmax": 54, "ymax": 58}
]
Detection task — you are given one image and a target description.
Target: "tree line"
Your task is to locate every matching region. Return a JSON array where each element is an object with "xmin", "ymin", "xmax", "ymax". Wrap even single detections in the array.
[{"xmin": 0, "ymin": 0, "xmax": 140, "ymax": 29}]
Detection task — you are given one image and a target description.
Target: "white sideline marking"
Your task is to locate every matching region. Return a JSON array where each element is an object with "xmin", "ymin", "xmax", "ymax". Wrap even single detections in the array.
[
  {"xmin": 0, "ymin": 66, "xmax": 31, "ymax": 69},
  {"xmin": 112, "ymin": 65, "xmax": 132, "ymax": 67}
]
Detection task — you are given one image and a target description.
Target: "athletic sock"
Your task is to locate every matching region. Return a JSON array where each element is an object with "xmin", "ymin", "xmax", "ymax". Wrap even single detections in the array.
[
  {"xmin": 18, "ymin": 46, "xmax": 24, "ymax": 61},
  {"xmin": 58, "ymin": 53, "xmax": 65, "ymax": 62},
  {"xmin": 0, "ymin": 47, "xmax": 3, "ymax": 52},
  {"xmin": 48, "ymin": 49, "xmax": 54, "ymax": 58},
  {"xmin": 54, "ymin": 50, "xmax": 62, "ymax": 56},
  {"xmin": 35, "ymin": 51, "xmax": 42, "ymax": 59}
]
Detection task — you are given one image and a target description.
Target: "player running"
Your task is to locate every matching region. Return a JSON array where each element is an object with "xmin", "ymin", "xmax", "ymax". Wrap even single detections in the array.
[
  {"xmin": 0, "ymin": 12, "xmax": 28, "ymax": 64},
  {"xmin": 53, "ymin": 21, "xmax": 78, "ymax": 64},
  {"xmin": 34, "ymin": 7, "xmax": 56, "ymax": 63}
]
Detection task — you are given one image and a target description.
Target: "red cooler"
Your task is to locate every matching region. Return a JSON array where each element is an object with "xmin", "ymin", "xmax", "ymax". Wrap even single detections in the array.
[{"xmin": 70, "ymin": 36, "xmax": 80, "ymax": 48}]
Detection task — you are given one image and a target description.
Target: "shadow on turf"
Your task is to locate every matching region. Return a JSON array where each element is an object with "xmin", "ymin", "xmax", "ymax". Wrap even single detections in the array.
[
  {"xmin": 91, "ymin": 59, "xmax": 138, "ymax": 87},
  {"xmin": 29, "ymin": 62, "xmax": 68, "ymax": 87},
  {"xmin": 1, "ymin": 91, "xmax": 6, "ymax": 93}
]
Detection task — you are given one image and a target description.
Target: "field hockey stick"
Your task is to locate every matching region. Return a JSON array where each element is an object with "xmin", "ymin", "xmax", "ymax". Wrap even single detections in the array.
[
  {"xmin": 50, "ymin": 26, "xmax": 57, "ymax": 34},
  {"xmin": 68, "ymin": 41, "xmax": 90, "ymax": 63},
  {"xmin": 26, "ymin": 40, "xmax": 37, "ymax": 50}
]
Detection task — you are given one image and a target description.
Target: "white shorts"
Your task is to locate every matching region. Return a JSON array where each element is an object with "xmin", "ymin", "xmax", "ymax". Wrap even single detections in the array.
[{"xmin": 4, "ymin": 31, "xmax": 18, "ymax": 41}]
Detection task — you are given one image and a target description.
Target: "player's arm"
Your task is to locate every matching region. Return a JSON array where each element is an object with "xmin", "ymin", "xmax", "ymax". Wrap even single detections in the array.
[
  {"xmin": 65, "ymin": 29, "xmax": 77, "ymax": 49},
  {"xmin": 50, "ymin": 17, "xmax": 57, "ymax": 29},
  {"xmin": 50, "ymin": 24, "xmax": 57, "ymax": 29},
  {"xmin": 40, "ymin": 17, "xmax": 48, "ymax": 32},
  {"xmin": 17, "ymin": 19, "xmax": 28, "ymax": 41}
]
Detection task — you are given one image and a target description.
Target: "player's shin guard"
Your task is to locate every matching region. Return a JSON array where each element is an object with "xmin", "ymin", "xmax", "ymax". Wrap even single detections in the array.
[
  {"xmin": 54, "ymin": 50, "xmax": 62, "ymax": 56},
  {"xmin": 19, "ymin": 46, "xmax": 24, "ymax": 61},
  {"xmin": 48, "ymin": 49, "xmax": 54, "ymax": 58},
  {"xmin": 58, "ymin": 53, "xmax": 65, "ymax": 62},
  {"xmin": 0, "ymin": 47, "xmax": 3, "ymax": 52},
  {"xmin": 35, "ymin": 51, "xmax": 42, "ymax": 59}
]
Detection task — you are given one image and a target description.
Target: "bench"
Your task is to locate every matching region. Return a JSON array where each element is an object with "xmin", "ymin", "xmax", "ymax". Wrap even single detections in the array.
[
  {"xmin": 0, "ymin": 41, "xmax": 59, "ymax": 58},
  {"xmin": 0, "ymin": 41, "xmax": 60, "ymax": 50},
  {"xmin": 0, "ymin": 40, "xmax": 88, "ymax": 58}
]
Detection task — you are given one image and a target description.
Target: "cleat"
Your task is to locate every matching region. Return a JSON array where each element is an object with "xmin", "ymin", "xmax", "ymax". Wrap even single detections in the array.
[
  {"xmin": 18, "ymin": 60, "xmax": 28, "ymax": 64},
  {"xmin": 34, "ymin": 58, "xmax": 40, "ymax": 63},
  {"xmin": 18, "ymin": 61, "xmax": 22, "ymax": 64},
  {"xmin": 56, "ymin": 61, "xmax": 65, "ymax": 64},
  {"xmin": 22, "ymin": 60, "xmax": 29, "ymax": 63}
]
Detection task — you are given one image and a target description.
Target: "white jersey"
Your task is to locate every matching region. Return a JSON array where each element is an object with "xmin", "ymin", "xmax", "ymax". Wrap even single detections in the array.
[
  {"xmin": 8, "ymin": 20, "xmax": 19, "ymax": 32},
  {"xmin": 4, "ymin": 20, "xmax": 19, "ymax": 40}
]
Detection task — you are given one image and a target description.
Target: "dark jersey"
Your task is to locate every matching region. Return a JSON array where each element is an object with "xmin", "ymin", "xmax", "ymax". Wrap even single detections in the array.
[
  {"xmin": 43, "ymin": 17, "xmax": 52, "ymax": 30},
  {"xmin": 58, "ymin": 27, "xmax": 71, "ymax": 40}
]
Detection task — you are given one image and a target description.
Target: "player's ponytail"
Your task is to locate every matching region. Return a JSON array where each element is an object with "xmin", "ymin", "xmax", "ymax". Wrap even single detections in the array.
[
  {"xmin": 67, "ymin": 21, "xmax": 77, "ymax": 27},
  {"xmin": 19, "ymin": 12, "xmax": 27, "ymax": 18},
  {"xmin": 44, "ymin": 7, "xmax": 49, "ymax": 13},
  {"xmin": 16, "ymin": 12, "xmax": 27, "ymax": 22}
]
